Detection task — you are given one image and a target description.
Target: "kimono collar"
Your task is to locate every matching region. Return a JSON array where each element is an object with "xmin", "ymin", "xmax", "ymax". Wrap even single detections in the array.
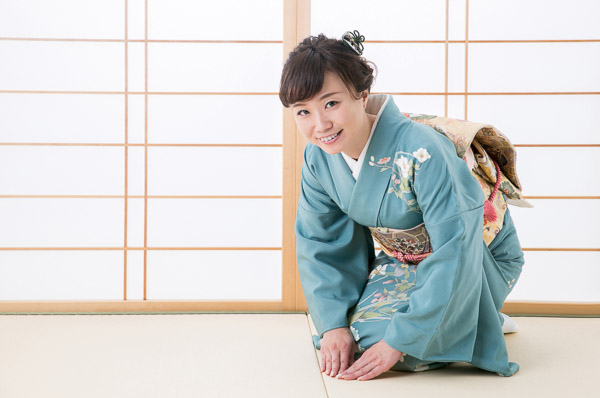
[{"xmin": 346, "ymin": 94, "xmax": 413, "ymax": 226}]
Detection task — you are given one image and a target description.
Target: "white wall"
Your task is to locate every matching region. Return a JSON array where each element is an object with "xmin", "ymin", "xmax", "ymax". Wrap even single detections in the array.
[{"xmin": 0, "ymin": 0, "xmax": 284, "ymax": 301}]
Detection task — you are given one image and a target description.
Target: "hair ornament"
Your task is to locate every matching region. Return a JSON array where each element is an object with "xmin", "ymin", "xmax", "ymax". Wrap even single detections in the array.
[{"xmin": 342, "ymin": 30, "xmax": 365, "ymax": 55}]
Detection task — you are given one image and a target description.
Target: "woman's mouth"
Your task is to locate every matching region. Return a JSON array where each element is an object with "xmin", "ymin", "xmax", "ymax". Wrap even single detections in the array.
[{"xmin": 319, "ymin": 130, "xmax": 342, "ymax": 144}]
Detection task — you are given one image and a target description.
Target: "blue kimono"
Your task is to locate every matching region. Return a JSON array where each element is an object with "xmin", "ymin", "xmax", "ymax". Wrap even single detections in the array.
[{"xmin": 295, "ymin": 95, "xmax": 524, "ymax": 376}]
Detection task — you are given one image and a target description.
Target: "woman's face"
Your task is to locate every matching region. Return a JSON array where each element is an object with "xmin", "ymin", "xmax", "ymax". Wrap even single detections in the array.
[{"xmin": 292, "ymin": 71, "xmax": 369, "ymax": 157}]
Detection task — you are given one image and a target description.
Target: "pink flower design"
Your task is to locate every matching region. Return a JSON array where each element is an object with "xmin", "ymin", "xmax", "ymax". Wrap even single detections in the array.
[
  {"xmin": 378, "ymin": 157, "xmax": 391, "ymax": 164},
  {"xmin": 382, "ymin": 280, "xmax": 394, "ymax": 284}
]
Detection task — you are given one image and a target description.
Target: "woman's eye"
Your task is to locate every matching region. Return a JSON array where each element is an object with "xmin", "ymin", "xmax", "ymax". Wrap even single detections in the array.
[
  {"xmin": 325, "ymin": 101, "xmax": 338, "ymax": 108},
  {"xmin": 296, "ymin": 109, "xmax": 309, "ymax": 116}
]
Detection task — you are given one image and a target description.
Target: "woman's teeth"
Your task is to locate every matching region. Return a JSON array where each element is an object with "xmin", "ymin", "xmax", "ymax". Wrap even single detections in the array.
[{"xmin": 320, "ymin": 132, "xmax": 340, "ymax": 142}]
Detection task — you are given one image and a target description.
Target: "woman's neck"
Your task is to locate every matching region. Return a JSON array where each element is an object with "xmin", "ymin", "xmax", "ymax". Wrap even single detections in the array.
[{"xmin": 343, "ymin": 113, "xmax": 376, "ymax": 160}]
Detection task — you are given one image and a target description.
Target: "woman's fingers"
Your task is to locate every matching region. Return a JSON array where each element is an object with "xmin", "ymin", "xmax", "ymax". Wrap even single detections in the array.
[
  {"xmin": 341, "ymin": 358, "xmax": 377, "ymax": 380},
  {"xmin": 338, "ymin": 346, "xmax": 352, "ymax": 375},
  {"xmin": 330, "ymin": 351, "xmax": 341, "ymax": 377},
  {"xmin": 321, "ymin": 350, "xmax": 331, "ymax": 374},
  {"xmin": 357, "ymin": 365, "xmax": 385, "ymax": 381}
]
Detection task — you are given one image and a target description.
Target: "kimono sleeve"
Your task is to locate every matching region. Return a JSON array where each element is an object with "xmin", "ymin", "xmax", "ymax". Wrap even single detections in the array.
[
  {"xmin": 295, "ymin": 158, "xmax": 374, "ymax": 338},
  {"xmin": 382, "ymin": 135, "xmax": 487, "ymax": 361}
]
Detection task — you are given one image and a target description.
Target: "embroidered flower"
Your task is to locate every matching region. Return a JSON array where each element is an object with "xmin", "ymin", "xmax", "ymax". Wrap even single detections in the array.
[
  {"xmin": 368, "ymin": 147, "xmax": 432, "ymax": 214},
  {"xmin": 369, "ymin": 264, "xmax": 388, "ymax": 279},
  {"xmin": 412, "ymin": 148, "xmax": 431, "ymax": 163},
  {"xmin": 350, "ymin": 326, "xmax": 360, "ymax": 341},
  {"xmin": 395, "ymin": 156, "xmax": 410, "ymax": 178}
]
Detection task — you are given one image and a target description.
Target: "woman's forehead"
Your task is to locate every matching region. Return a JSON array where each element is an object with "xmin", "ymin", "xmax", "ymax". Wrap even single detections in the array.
[{"xmin": 293, "ymin": 72, "xmax": 350, "ymax": 107}]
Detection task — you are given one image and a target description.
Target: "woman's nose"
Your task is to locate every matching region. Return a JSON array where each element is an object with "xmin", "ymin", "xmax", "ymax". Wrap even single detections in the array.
[{"xmin": 315, "ymin": 112, "xmax": 333, "ymax": 133}]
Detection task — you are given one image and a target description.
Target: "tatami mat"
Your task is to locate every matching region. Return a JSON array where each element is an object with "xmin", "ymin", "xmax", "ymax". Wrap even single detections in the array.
[
  {"xmin": 0, "ymin": 313, "xmax": 597, "ymax": 398},
  {"xmin": 0, "ymin": 313, "xmax": 326, "ymax": 398},
  {"xmin": 308, "ymin": 315, "xmax": 600, "ymax": 398}
]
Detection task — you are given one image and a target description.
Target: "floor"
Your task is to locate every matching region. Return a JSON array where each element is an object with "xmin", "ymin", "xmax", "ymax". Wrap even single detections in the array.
[{"xmin": 0, "ymin": 313, "xmax": 597, "ymax": 398}]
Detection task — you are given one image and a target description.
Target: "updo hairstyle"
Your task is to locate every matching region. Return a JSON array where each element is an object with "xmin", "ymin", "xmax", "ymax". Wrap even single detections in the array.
[{"xmin": 279, "ymin": 33, "xmax": 377, "ymax": 108}]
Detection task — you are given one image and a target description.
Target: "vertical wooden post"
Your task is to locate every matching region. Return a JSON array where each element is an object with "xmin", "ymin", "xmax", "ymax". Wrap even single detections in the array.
[{"xmin": 282, "ymin": 0, "xmax": 310, "ymax": 311}]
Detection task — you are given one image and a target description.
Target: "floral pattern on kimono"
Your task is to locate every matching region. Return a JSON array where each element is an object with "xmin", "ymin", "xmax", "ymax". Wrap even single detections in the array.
[{"xmin": 367, "ymin": 148, "xmax": 432, "ymax": 213}]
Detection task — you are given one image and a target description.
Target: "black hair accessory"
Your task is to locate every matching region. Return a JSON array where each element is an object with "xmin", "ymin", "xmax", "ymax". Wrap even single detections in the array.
[{"xmin": 342, "ymin": 30, "xmax": 365, "ymax": 55}]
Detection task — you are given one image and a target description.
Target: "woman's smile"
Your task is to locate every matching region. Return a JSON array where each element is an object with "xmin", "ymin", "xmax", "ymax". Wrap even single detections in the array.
[{"xmin": 319, "ymin": 130, "xmax": 342, "ymax": 144}]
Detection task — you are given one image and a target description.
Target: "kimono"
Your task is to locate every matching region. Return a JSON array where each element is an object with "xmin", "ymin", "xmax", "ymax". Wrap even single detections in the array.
[{"xmin": 295, "ymin": 94, "xmax": 525, "ymax": 376}]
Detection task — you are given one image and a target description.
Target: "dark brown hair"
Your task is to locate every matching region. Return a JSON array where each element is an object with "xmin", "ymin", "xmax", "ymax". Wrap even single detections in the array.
[{"xmin": 279, "ymin": 33, "xmax": 376, "ymax": 108}]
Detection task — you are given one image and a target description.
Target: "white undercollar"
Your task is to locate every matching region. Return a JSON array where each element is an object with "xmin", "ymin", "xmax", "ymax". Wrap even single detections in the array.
[{"xmin": 341, "ymin": 95, "xmax": 390, "ymax": 180}]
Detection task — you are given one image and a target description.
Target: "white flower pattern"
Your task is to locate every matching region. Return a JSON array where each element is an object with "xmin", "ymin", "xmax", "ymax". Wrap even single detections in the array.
[
  {"xmin": 368, "ymin": 264, "xmax": 388, "ymax": 279},
  {"xmin": 412, "ymin": 148, "xmax": 431, "ymax": 163},
  {"xmin": 369, "ymin": 148, "xmax": 432, "ymax": 213},
  {"xmin": 395, "ymin": 156, "xmax": 410, "ymax": 178},
  {"xmin": 350, "ymin": 326, "xmax": 360, "ymax": 342}
]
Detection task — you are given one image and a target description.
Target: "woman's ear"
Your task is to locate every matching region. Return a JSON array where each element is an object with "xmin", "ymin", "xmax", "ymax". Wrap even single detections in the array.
[{"xmin": 361, "ymin": 90, "xmax": 369, "ymax": 109}]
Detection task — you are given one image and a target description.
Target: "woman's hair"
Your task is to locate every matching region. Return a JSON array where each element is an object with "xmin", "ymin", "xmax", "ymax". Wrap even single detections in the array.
[{"xmin": 279, "ymin": 33, "xmax": 376, "ymax": 108}]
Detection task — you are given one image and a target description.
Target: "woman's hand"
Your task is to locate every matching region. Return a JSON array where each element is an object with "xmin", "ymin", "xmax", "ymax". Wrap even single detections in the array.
[
  {"xmin": 338, "ymin": 339, "xmax": 404, "ymax": 381},
  {"xmin": 319, "ymin": 327, "xmax": 356, "ymax": 377}
]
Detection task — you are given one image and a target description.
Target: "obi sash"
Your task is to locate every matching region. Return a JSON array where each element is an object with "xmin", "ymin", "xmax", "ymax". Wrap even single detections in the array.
[
  {"xmin": 403, "ymin": 113, "xmax": 532, "ymax": 245},
  {"xmin": 369, "ymin": 224, "xmax": 432, "ymax": 264}
]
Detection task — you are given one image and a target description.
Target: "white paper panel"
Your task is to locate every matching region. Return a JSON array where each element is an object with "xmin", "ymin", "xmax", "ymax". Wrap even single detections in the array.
[
  {"xmin": 470, "ymin": 0, "xmax": 600, "ymax": 40},
  {"xmin": 516, "ymin": 148, "xmax": 600, "ymax": 196},
  {"xmin": 447, "ymin": 95, "xmax": 465, "ymax": 119},
  {"xmin": 147, "ymin": 250, "xmax": 281, "ymax": 300},
  {"xmin": 0, "ymin": 0, "xmax": 124, "ymax": 39},
  {"xmin": 126, "ymin": 199, "xmax": 145, "ymax": 248},
  {"xmin": 0, "ymin": 250, "xmax": 123, "ymax": 300},
  {"xmin": 509, "ymin": 200, "xmax": 600, "ymax": 249},
  {"xmin": 0, "ymin": 94, "xmax": 124, "ymax": 143},
  {"xmin": 127, "ymin": 146, "xmax": 145, "ymax": 196},
  {"xmin": 391, "ymin": 95, "xmax": 445, "ymax": 117},
  {"xmin": 126, "ymin": 250, "xmax": 144, "ymax": 300},
  {"xmin": 127, "ymin": 0, "xmax": 145, "ymax": 41},
  {"xmin": 148, "ymin": 43, "xmax": 281, "ymax": 92},
  {"xmin": 149, "ymin": 0, "xmax": 283, "ymax": 40},
  {"xmin": 506, "ymin": 251, "xmax": 600, "ymax": 302},
  {"xmin": 365, "ymin": 44, "xmax": 445, "ymax": 93},
  {"xmin": 148, "ymin": 147, "xmax": 282, "ymax": 195},
  {"xmin": 147, "ymin": 199, "xmax": 281, "ymax": 247},
  {"xmin": 127, "ymin": 95, "xmax": 145, "ymax": 144},
  {"xmin": 148, "ymin": 95, "xmax": 282, "ymax": 144},
  {"xmin": 448, "ymin": 0, "xmax": 467, "ymax": 41},
  {"xmin": 127, "ymin": 42, "xmax": 145, "ymax": 92},
  {"xmin": 467, "ymin": 95, "xmax": 600, "ymax": 145},
  {"xmin": 0, "ymin": 199, "xmax": 124, "ymax": 247},
  {"xmin": 468, "ymin": 43, "xmax": 600, "ymax": 92},
  {"xmin": 311, "ymin": 0, "xmax": 446, "ymax": 40},
  {"xmin": 0, "ymin": 41, "xmax": 124, "ymax": 91},
  {"xmin": 448, "ymin": 44, "xmax": 465, "ymax": 92},
  {"xmin": 0, "ymin": 147, "xmax": 124, "ymax": 195}
]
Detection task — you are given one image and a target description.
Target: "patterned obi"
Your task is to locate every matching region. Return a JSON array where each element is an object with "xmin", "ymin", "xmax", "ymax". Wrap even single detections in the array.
[{"xmin": 369, "ymin": 223, "xmax": 432, "ymax": 264}]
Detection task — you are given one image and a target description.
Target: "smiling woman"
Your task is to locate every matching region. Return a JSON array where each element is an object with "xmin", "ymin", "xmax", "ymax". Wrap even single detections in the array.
[
  {"xmin": 279, "ymin": 32, "xmax": 525, "ymax": 381},
  {"xmin": 290, "ymin": 71, "xmax": 375, "ymax": 159}
]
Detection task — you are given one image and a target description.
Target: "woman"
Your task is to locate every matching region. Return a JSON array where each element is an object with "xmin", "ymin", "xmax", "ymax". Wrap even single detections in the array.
[{"xmin": 279, "ymin": 32, "xmax": 525, "ymax": 380}]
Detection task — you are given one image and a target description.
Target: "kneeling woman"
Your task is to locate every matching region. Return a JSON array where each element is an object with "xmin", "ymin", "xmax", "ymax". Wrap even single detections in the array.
[{"xmin": 279, "ymin": 32, "xmax": 525, "ymax": 381}]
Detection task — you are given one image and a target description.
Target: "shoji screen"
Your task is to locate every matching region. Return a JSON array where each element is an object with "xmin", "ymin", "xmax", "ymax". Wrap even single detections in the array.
[
  {"xmin": 311, "ymin": 0, "xmax": 600, "ymax": 314},
  {"xmin": 0, "ymin": 0, "xmax": 290, "ymax": 311}
]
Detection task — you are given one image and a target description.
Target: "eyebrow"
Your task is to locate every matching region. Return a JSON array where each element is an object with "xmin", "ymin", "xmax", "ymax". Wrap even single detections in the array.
[{"xmin": 292, "ymin": 92, "xmax": 341, "ymax": 108}]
